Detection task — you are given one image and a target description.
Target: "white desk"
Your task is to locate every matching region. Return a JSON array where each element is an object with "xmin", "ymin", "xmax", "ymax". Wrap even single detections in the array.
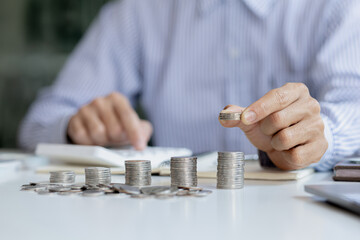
[{"xmin": 0, "ymin": 171, "xmax": 359, "ymax": 240}]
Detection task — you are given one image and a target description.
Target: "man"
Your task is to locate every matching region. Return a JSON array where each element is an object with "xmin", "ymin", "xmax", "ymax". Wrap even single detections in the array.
[{"xmin": 19, "ymin": 0, "xmax": 360, "ymax": 171}]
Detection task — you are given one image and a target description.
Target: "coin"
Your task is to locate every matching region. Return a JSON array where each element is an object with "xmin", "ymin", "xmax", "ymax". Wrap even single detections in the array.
[
  {"xmin": 219, "ymin": 111, "xmax": 242, "ymax": 120},
  {"xmin": 176, "ymin": 190, "xmax": 190, "ymax": 196},
  {"xmin": 21, "ymin": 185, "xmax": 46, "ymax": 191},
  {"xmin": 141, "ymin": 186, "xmax": 170, "ymax": 195},
  {"xmin": 155, "ymin": 194, "xmax": 174, "ymax": 199},
  {"xmin": 131, "ymin": 194, "xmax": 152, "ymax": 199},
  {"xmin": 71, "ymin": 184, "xmax": 84, "ymax": 190},
  {"xmin": 37, "ymin": 190, "xmax": 53, "ymax": 195},
  {"xmin": 114, "ymin": 184, "xmax": 141, "ymax": 195},
  {"xmin": 82, "ymin": 190, "xmax": 105, "ymax": 197},
  {"xmin": 48, "ymin": 186, "xmax": 72, "ymax": 192},
  {"xmin": 178, "ymin": 186, "xmax": 203, "ymax": 191},
  {"xmin": 57, "ymin": 191, "xmax": 73, "ymax": 196},
  {"xmin": 189, "ymin": 190, "xmax": 213, "ymax": 197}
]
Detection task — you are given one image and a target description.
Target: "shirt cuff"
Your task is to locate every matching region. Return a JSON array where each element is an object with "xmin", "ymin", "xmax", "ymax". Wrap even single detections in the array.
[
  {"xmin": 47, "ymin": 114, "xmax": 73, "ymax": 144},
  {"xmin": 309, "ymin": 114, "xmax": 335, "ymax": 171}
]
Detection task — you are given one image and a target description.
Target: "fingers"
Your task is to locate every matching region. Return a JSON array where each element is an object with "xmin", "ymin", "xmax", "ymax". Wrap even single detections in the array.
[
  {"xmin": 219, "ymin": 105, "xmax": 274, "ymax": 152},
  {"xmin": 79, "ymin": 106, "xmax": 109, "ymax": 145},
  {"xmin": 140, "ymin": 120, "xmax": 153, "ymax": 143},
  {"xmin": 218, "ymin": 83, "xmax": 326, "ymax": 171},
  {"xmin": 269, "ymin": 139, "xmax": 328, "ymax": 170},
  {"xmin": 259, "ymin": 98, "xmax": 309, "ymax": 136},
  {"xmin": 67, "ymin": 115, "xmax": 93, "ymax": 145},
  {"xmin": 67, "ymin": 92, "xmax": 153, "ymax": 150},
  {"xmin": 271, "ymin": 118, "xmax": 312, "ymax": 151},
  {"xmin": 110, "ymin": 93, "xmax": 146, "ymax": 150},
  {"xmin": 107, "ymin": 120, "xmax": 153, "ymax": 148},
  {"xmin": 241, "ymin": 83, "xmax": 309, "ymax": 125},
  {"xmin": 91, "ymin": 98, "xmax": 123, "ymax": 142},
  {"xmin": 260, "ymin": 96, "xmax": 321, "ymax": 136}
]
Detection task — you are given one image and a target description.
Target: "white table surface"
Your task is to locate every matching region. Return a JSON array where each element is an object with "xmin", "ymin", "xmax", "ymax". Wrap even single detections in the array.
[{"xmin": 0, "ymin": 170, "xmax": 359, "ymax": 240}]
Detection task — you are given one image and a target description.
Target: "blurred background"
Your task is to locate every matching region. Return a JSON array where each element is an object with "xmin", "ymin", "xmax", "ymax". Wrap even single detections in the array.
[{"xmin": 0, "ymin": 0, "xmax": 113, "ymax": 148}]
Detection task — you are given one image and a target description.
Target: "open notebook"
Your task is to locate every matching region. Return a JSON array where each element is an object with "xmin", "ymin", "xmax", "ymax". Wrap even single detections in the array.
[
  {"xmin": 156, "ymin": 152, "xmax": 314, "ymax": 180},
  {"xmin": 36, "ymin": 144, "xmax": 314, "ymax": 181}
]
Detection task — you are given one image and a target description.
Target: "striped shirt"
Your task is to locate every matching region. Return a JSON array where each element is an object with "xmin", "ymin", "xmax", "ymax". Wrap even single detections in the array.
[{"xmin": 19, "ymin": 0, "xmax": 360, "ymax": 171}]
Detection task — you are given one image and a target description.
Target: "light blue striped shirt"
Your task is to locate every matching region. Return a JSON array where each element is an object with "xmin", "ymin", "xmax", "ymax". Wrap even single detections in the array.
[{"xmin": 19, "ymin": 0, "xmax": 360, "ymax": 171}]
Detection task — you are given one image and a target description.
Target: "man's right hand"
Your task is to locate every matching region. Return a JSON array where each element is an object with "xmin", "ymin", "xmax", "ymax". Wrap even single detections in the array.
[{"xmin": 67, "ymin": 92, "xmax": 152, "ymax": 150}]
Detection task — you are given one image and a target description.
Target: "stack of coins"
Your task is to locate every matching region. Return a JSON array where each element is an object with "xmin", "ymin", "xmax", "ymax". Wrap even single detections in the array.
[
  {"xmin": 125, "ymin": 160, "xmax": 151, "ymax": 186},
  {"xmin": 217, "ymin": 152, "xmax": 245, "ymax": 189},
  {"xmin": 170, "ymin": 156, "xmax": 197, "ymax": 187},
  {"xmin": 219, "ymin": 111, "xmax": 242, "ymax": 120},
  {"xmin": 85, "ymin": 167, "xmax": 111, "ymax": 186},
  {"xmin": 49, "ymin": 171, "xmax": 75, "ymax": 184}
]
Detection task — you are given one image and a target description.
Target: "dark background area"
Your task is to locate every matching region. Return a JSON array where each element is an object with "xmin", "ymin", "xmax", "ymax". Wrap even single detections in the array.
[{"xmin": 0, "ymin": 0, "xmax": 112, "ymax": 148}]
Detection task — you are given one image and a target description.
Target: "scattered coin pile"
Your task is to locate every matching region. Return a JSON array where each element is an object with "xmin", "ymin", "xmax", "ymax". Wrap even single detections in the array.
[
  {"xmin": 20, "ymin": 181, "xmax": 212, "ymax": 198},
  {"xmin": 49, "ymin": 171, "xmax": 75, "ymax": 184},
  {"xmin": 125, "ymin": 160, "xmax": 151, "ymax": 186},
  {"xmin": 217, "ymin": 152, "xmax": 245, "ymax": 189},
  {"xmin": 85, "ymin": 167, "xmax": 111, "ymax": 186},
  {"xmin": 22, "ymin": 113, "xmax": 248, "ymax": 198},
  {"xmin": 219, "ymin": 111, "xmax": 242, "ymax": 120},
  {"xmin": 170, "ymin": 156, "xmax": 197, "ymax": 187}
]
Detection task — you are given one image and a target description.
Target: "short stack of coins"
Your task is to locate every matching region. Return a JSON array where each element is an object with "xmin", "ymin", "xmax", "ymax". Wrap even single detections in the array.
[
  {"xmin": 170, "ymin": 156, "xmax": 197, "ymax": 187},
  {"xmin": 219, "ymin": 111, "xmax": 242, "ymax": 120},
  {"xmin": 84, "ymin": 167, "xmax": 111, "ymax": 186},
  {"xmin": 49, "ymin": 171, "xmax": 75, "ymax": 184},
  {"xmin": 217, "ymin": 152, "xmax": 245, "ymax": 189},
  {"xmin": 125, "ymin": 160, "xmax": 152, "ymax": 186}
]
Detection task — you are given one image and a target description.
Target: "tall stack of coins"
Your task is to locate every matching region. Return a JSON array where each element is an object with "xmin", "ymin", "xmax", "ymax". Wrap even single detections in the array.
[
  {"xmin": 217, "ymin": 152, "xmax": 245, "ymax": 189},
  {"xmin": 170, "ymin": 156, "xmax": 197, "ymax": 187},
  {"xmin": 85, "ymin": 167, "xmax": 111, "ymax": 186},
  {"xmin": 125, "ymin": 160, "xmax": 152, "ymax": 186},
  {"xmin": 49, "ymin": 171, "xmax": 75, "ymax": 184}
]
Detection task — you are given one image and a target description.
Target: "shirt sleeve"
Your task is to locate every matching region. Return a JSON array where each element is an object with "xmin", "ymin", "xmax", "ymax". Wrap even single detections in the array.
[
  {"xmin": 309, "ymin": 1, "xmax": 360, "ymax": 171},
  {"xmin": 18, "ymin": 0, "xmax": 142, "ymax": 150}
]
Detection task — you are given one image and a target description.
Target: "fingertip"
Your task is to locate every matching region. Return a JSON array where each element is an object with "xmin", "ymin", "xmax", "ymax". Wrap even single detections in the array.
[
  {"xmin": 220, "ymin": 105, "xmax": 245, "ymax": 113},
  {"xmin": 134, "ymin": 139, "xmax": 147, "ymax": 151},
  {"xmin": 218, "ymin": 118, "xmax": 227, "ymax": 127},
  {"xmin": 223, "ymin": 104, "xmax": 233, "ymax": 110},
  {"xmin": 218, "ymin": 119, "xmax": 240, "ymax": 128}
]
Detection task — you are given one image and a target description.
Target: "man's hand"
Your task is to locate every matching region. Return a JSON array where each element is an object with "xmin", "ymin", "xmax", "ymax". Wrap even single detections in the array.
[
  {"xmin": 219, "ymin": 83, "xmax": 328, "ymax": 170},
  {"xmin": 67, "ymin": 92, "xmax": 152, "ymax": 150}
]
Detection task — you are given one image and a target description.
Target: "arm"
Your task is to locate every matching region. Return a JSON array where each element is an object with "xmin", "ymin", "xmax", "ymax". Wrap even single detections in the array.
[
  {"xmin": 19, "ymin": 0, "xmax": 143, "ymax": 150},
  {"xmin": 219, "ymin": 1, "xmax": 360, "ymax": 171},
  {"xmin": 309, "ymin": 0, "xmax": 360, "ymax": 171}
]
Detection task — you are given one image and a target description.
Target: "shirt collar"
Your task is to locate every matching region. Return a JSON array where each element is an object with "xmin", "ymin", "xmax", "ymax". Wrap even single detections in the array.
[
  {"xmin": 242, "ymin": 0, "xmax": 278, "ymax": 18},
  {"xmin": 198, "ymin": 0, "xmax": 278, "ymax": 18}
]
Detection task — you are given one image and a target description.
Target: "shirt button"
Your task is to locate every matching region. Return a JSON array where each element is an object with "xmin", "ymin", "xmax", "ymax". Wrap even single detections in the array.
[{"xmin": 229, "ymin": 47, "xmax": 240, "ymax": 58}]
